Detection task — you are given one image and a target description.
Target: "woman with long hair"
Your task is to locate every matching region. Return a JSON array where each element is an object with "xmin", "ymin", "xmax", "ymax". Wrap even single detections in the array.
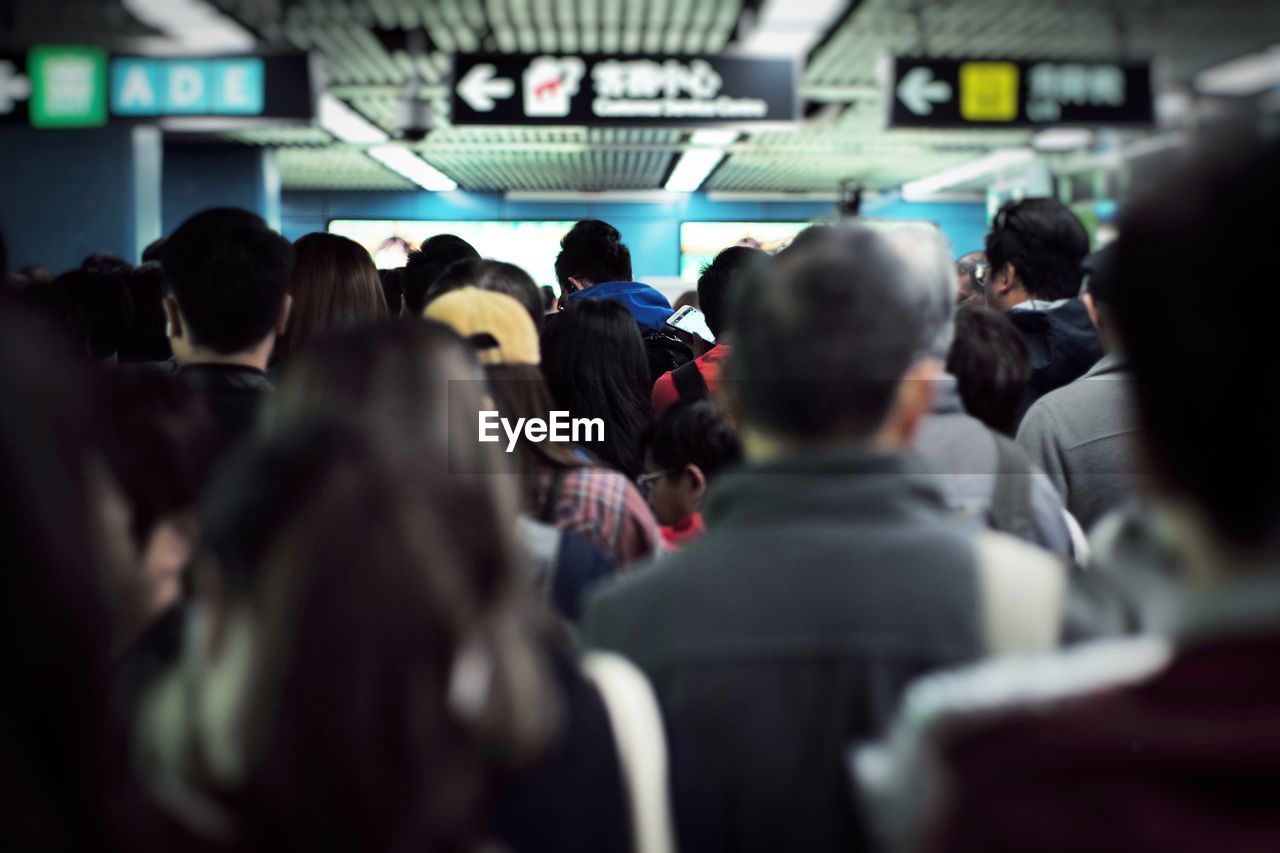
[
  {"xmin": 541, "ymin": 298, "xmax": 652, "ymax": 480},
  {"xmin": 274, "ymin": 232, "xmax": 387, "ymax": 363}
]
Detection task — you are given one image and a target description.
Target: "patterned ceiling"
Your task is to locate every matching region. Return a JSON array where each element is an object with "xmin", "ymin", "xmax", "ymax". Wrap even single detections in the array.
[{"xmin": 10, "ymin": 0, "xmax": 1280, "ymax": 191}]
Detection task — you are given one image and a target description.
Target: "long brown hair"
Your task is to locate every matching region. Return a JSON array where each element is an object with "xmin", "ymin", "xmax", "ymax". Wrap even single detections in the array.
[{"xmin": 275, "ymin": 233, "xmax": 387, "ymax": 362}]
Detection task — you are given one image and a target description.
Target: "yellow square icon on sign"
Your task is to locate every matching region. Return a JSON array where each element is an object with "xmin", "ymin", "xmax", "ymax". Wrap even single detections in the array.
[{"xmin": 960, "ymin": 62, "xmax": 1020, "ymax": 122}]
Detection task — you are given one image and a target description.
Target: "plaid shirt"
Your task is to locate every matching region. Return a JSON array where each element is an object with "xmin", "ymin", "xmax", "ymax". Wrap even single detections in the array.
[{"xmin": 534, "ymin": 466, "xmax": 662, "ymax": 568}]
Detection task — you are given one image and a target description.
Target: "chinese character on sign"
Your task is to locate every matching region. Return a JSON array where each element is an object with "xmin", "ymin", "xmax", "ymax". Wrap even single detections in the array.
[
  {"xmin": 1089, "ymin": 65, "xmax": 1125, "ymax": 106},
  {"xmin": 590, "ymin": 58, "xmax": 724, "ymax": 100}
]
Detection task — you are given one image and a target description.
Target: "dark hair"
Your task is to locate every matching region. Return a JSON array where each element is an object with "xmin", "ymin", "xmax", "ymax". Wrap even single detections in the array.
[
  {"xmin": 81, "ymin": 252, "xmax": 132, "ymax": 275},
  {"xmin": 1081, "ymin": 244, "xmax": 1118, "ymax": 307},
  {"xmin": 0, "ymin": 315, "xmax": 111, "ymax": 849},
  {"xmin": 55, "ymin": 269, "xmax": 136, "ymax": 360},
  {"xmin": 402, "ymin": 234, "xmax": 480, "ymax": 315},
  {"xmin": 946, "ymin": 305, "xmax": 1031, "ymax": 437},
  {"xmin": 430, "ymin": 258, "xmax": 543, "ymax": 332},
  {"xmin": 540, "ymin": 285, "xmax": 557, "ymax": 311},
  {"xmin": 484, "ymin": 364, "xmax": 587, "ymax": 508},
  {"xmin": 119, "ymin": 261, "xmax": 171, "ymax": 362},
  {"xmin": 672, "ymin": 290, "xmax": 698, "ymax": 312},
  {"xmin": 141, "ymin": 236, "xmax": 166, "ymax": 264},
  {"xmin": 276, "ymin": 232, "xmax": 387, "ymax": 362},
  {"xmin": 698, "ymin": 245, "xmax": 770, "ymax": 338},
  {"xmin": 985, "ymin": 198, "xmax": 1090, "ymax": 300},
  {"xmin": 726, "ymin": 225, "xmax": 927, "ymax": 440},
  {"xmin": 160, "ymin": 208, "xmax": 294, "ymax": 354},
  {"xmin": 642, "ymin": 399, "xmax": 742, "ymax": 482},
  {"xmin": 14, "ymin": 281, "xmax": 91, "ymax": 358},
  {"xmin": 93, "ymin": 370, "xmax": 220, "ymax": 545},
  {"xmin": 200, "ymin": 420, "xmax": 555, "ymax": 851},
  {"xmin": 1110, "ymin": 141, "xmax": 1280, "ymax": 552},
  {"xmin": 554, "ymin": 219, "xmax": 632, "ymax": 291},
  {"xmin": 540, "ymin": 299, "xmax": 651, "ymax": 479},
  {"xmin": 378, "ymin": 267, "xmax": 404, "ymax": 317}
]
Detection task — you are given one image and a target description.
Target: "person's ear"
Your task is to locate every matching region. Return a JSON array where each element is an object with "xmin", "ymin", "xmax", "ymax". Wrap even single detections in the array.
[
  {"xmin": 162, "ymin": 296, "xmax": 184, "ymax": 340},
  {"xmin": 685, "ymin": 463, "xmax": 709, "ymax": 507},
  {"xmin": 877, "ymin": 357, "xmax": 941, "ymax": 449},
  {"xmin": 275, "ymin": 293, "xmax": 293, "ymax": 336}
]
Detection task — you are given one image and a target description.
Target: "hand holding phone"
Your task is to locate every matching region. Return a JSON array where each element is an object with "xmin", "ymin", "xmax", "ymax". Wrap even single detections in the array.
[{"xmin": 665, "ymin": 305, "xmax": 716, "ymax": 344}]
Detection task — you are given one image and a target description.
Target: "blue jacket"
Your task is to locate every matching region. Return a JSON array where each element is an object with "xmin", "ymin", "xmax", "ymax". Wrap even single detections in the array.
[{"xmin": 566, "ymin": 280, "xmax": 673, "ymax": 334}]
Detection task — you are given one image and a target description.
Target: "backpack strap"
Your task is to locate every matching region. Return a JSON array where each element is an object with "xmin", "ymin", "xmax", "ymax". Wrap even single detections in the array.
[
  {"xmin": 671, "ymin": 359, "xmax": 709, "ymax": 402},
  {"xmin": 989, "ymin": 431, "xmax": 1034, "ymax": 542},
  {"xmin": 581, "ymin": 652, "xmax": 677, "ymax": 853}
]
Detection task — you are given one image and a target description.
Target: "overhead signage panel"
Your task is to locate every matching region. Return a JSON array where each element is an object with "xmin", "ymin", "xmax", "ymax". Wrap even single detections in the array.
[
  {"xmin": 0, "ymin": 47, "xmax": 315, "ymax": 127},
  {"xmin": 451, "ymin": 53, "xmax": 797, "ymax": 126},
  {"xmin": 889, "ymin": 57, "xmax": 1154, "ymax": 128}
]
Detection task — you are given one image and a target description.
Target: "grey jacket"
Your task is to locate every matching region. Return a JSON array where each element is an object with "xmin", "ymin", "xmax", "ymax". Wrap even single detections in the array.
[
  {"xmin": 1016, "ymin": 353, "xmax": 1139, "ymax": 533},
  {"xmin": 915, "ymin": 376, "xmax": 1074, "ymax": 558},
  {"xmin": 583, "ymin": 448, "xmax": 1063, "ymax": 853}
]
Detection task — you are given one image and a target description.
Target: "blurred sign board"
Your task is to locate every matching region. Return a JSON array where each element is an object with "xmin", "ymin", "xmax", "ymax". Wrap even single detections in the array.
[
  {"xmin": 889, "ymin": 57, "xmax": 1153, "ymax": 128},
  {"xmin": 451, "ymin": 53, "xmax": 797, "ymax": 126},
  {"xmin": 0, "ymin": 47, "xmax": 314, "ymax": 128}
]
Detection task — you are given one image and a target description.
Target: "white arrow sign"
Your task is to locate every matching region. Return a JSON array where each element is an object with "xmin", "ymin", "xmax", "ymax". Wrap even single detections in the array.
[
  {"xmin": 897, "ymin": 66, "xmax": 952, "ymax": 116},
  {"xmin": 458, "ymin": 63, "xmax": 515, "ymax": 112},
  {"xmin": 0, "ymin": 60, "xmax": 32, "ymax": 114}
]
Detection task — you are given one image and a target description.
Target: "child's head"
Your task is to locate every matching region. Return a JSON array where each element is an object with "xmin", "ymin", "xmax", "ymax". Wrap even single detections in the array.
[{"xmin": 639, "ymin": 400, "xmax": 743, "ymax": 526}]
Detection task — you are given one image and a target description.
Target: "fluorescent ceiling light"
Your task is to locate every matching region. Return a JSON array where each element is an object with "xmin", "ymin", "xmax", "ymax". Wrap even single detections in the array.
[
  {"xmin": 901, "ymin": 148, "xmax": 1035, "ymax": 201},
  {"xmin": 689, "ymin": 129, "xmax": 740, "ymax": 147},
  {"xmin": 367, "ymin": 145, "xmax": 458, "ymax": 191},
  {"xmin": 123, "ymin": 0, "xmax": 255, "ymax": 51},
  {"xmin": 1032, "ymin": 128, "xmax": 1095, "ymax": 152},
  {"xmin": 318, "ymin": 94, "xmax": 389, "ymax": 145},
  {"xmin": 736, "ymin": 0, "xmax": 846, "ymax": 57},
  {"xmin": 665, "ymin": 149, "xmax": 726, "ymax": 193},
  {"xmin": 1195, "ymin": 45, "xmax": 1280, "ymax": 96}
]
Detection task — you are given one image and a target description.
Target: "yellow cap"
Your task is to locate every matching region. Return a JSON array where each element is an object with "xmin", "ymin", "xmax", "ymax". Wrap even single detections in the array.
[{"xmin": 423, "ymin": 287, "xmax": 540, "ymax": 366}]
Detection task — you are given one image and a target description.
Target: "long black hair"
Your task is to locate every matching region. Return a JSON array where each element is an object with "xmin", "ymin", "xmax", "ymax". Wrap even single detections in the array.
[{"xmin": 540, "ymin": 299, "xmax": 651, "ymax": 479}]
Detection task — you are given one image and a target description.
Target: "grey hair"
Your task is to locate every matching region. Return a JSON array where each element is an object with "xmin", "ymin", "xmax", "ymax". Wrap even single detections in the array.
[{"xmin": 879, "ymin": 224, "xmax": 957, "ymax": 360}]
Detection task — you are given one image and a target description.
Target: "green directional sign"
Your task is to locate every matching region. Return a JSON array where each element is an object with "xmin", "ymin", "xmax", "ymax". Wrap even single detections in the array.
[{"xmin": 28, "ymin": 44, "xmax": 108, "ymax": 128}]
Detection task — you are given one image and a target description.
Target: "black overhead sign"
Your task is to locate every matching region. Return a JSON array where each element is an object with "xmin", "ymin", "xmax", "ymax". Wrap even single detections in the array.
[
  {"xmin": 451, "ymin": 53, "xmax": 797, "ymax": 126},
  {"xmin": 888, "ymin": 57, "xmax": 1154, "ymax": 128}
]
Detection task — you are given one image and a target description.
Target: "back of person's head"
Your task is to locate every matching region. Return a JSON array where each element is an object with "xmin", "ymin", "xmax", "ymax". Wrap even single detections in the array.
[
  {"xmin": 726, "ymin": 225, "xmax": 929, "ymax": 442},
  {"xmin": 429, "ymin": 258, "xmax": 543, "ymax": 331},
  {"xmin": 879, "ymin": 224, "xmax": 956, "ymax": 360},
  {"xmin": 642, "ymin": 399, "xmax": 743, "ymax": 483},
  {"xmin": 402, "ymin": 234, "xmax": 479, "ymax": 315},
  {"xmin": 81, "ymin": 252, "xmax": 132, "ymax": 275},
  {"xmin": 1110, "ymin": 140, "xmax": 1280, "ymax": 556},
  {"xmin": 55, "ymin": 268, "xmax": 135, "ymax": 360},
  {"xmin": 0, "ymin": 314, "xmax": 111, "ymax": 849},
  {"xmin": 277, "ymin": 232, "xmax": 387, "ymax": 361},
  {"xmin": 554, "ymin": 219, "xmax": 633, "ymax": 291},
  {"xmin": 985, "ymin": 198, "xmax": 1090, "ymax": 300},
  {"xmin": 141, "ymin": 236, "xmax": 166, "ymax": 264},
  {"xmin": 14, "ymin": 280, "xmax": 91, "ymax": 358},
  {"xmin": 541, "ymin": 298, "xmax": 651, "ymax": 479},
  {"xmin": 377, "ymin": 267, "xmax": 404, "ymax": 317},
  {"xmin": 946, "ymin": 305, "xmax": 1031, "ymax": 436},
  {"xmin": 195, "ymin": 419, "xmax": 557, "ymax": 850},
  {"xmin": 697, "ymin": 245, "xmax": 770, "ymax": 339},
  {"xmin": 92, "ymin": 369, "xmax": 219, "ymax": 647},
  {"xmin": 539, "ymin": 284, "xmax": 557, "ymax": 312},
  {"xmin": 160, "ymin": 208, "xmax": 294, "ymax": 354},
  {"xmin": 672, "ymin": 290, "xmax": 699, "ymax": 312},
  {"xmin": 119, "ymin": 261, "xmax": 170, "ymax": 362}
]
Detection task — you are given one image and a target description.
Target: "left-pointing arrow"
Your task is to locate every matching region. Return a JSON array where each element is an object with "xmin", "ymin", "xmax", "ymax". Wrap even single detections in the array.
[
  {"xmin": 0, "ymin": 60, "xmax": 32, "ymax": 114},
  {"xmin": 897, "ymin": 66, "xmax": 952, "ymax": 116},
  {"xmin": 458, "ymin": 63, "xmax": 515, "ymax": 112}
]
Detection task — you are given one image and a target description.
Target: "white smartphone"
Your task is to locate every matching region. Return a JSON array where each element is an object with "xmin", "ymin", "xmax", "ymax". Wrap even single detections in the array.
[{"xmin": 665, "ymin": 304, "xmax": 716, "ymax": 344}]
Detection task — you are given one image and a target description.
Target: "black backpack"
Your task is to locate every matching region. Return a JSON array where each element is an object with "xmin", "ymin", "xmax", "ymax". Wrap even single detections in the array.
[{"xmin": 642, "ymin": 330, "xmax": 693, "ymax": 385}]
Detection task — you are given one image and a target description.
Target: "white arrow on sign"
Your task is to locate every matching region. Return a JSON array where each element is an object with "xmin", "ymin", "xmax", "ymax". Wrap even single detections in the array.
[
  {"xmin": 458, "ymin": 63, "xmax": 515, "ymax": 112},
  {"xmin": 0, "ymin": 60, "xmax": 32, "ymax": 115},
  {"xmin": 897, "ymin": 66, "xmax": 952, "ymax": 116}
]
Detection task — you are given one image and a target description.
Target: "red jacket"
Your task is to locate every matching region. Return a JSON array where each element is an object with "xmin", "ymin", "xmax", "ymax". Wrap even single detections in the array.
[{"xmin": 651, "ymin": 344, "xmax": 731, "ymax": 413}]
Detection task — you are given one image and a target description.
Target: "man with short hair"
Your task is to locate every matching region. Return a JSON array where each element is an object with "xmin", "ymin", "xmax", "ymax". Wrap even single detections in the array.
[
  {"xmin": 860, "ymin": 141, "xmax": 1280, "ymax": 853},
  {"xmin": 896, "ymin": 226, "xmax": 1075, "ymax": 558},
  {"xmin": 955, "ymin": 250, "xmax": 986, "ymax": 306},
  {"xmin": 984, "ymin": 198, "xmax": 1102, "ymax": 415},
  {"xmin": 160, "ymin": 208, "xmax": 293, "ymax": 452},
  {"xmin": 1016, "ymin": 244, "xmax": 1139, "ymax": 532},
  {"xmin": 401, "ymin": 234, "xmax": 479, "ymax": 316},
  {"xmin": 651, "ymin": 244, "xmax": 769, "ymax": 412},
  {"xmin": 583, "ymin": 225, "xmax": 1065, "ymax": 853}
]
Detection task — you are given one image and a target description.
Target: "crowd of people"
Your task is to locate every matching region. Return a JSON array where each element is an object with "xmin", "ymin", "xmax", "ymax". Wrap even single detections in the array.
[{"xmin": 2, "ymin": 138, "xmax": 1278, "ymax": 852}]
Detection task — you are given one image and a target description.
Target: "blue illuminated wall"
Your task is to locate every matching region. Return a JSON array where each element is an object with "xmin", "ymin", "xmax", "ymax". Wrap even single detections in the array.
[
  {"xmin": 282, "ymin": 190, "xmax": 990, "ymax": 277},
  {"xmin": 163, "ymin": 142, "xmax": 281, "ymax": 235}
]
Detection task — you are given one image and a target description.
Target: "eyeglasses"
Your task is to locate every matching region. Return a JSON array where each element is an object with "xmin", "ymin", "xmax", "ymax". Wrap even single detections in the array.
[{"xmin": 637, "ymin": 468, "xmax": 680, "ymax": 496}]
